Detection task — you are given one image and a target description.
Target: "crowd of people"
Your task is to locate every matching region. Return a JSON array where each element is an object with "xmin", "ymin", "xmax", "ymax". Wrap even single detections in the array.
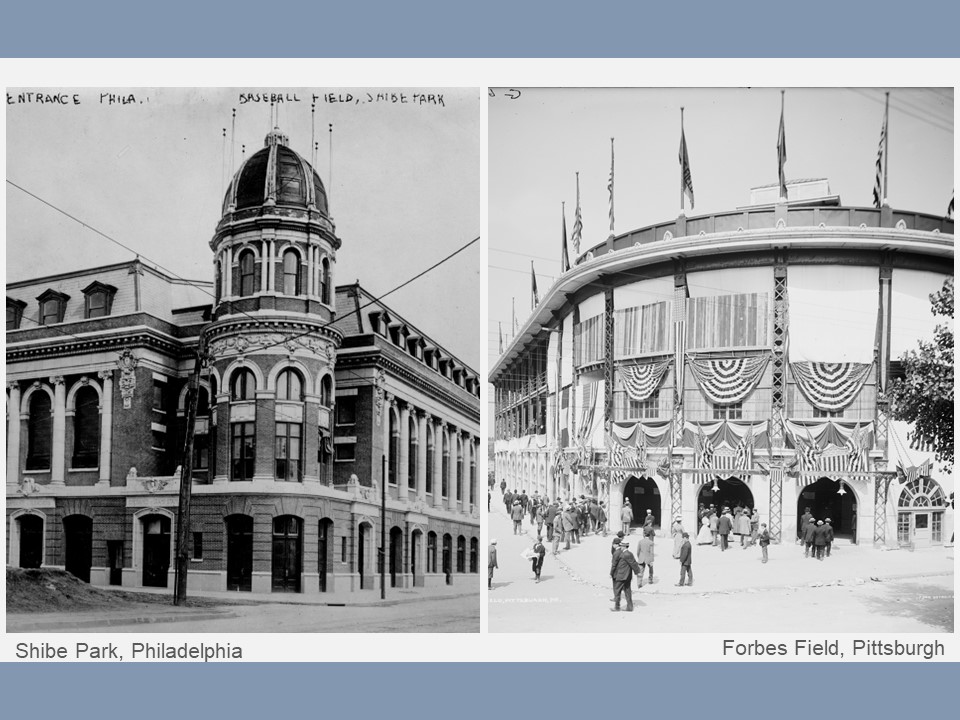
[{"xmin": 489, "ymin": 481, "xmax": 837, "ymax": 610}]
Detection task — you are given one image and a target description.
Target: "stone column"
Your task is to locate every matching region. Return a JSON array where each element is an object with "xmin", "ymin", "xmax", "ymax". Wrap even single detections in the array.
[
  {"xmin": 97, "ymin": 371, "xmax": 113, "ymax": 486},
  {"xmin": 7, "ymin": 381, "xmax": 21, "ymax": 484},
  {"xmin": 447, "ymin": 423, "xmax": 458, "ymax": 512},
  {"xmin": 260, "ymin": 239, "xmax": 270, "ymax": 292},
  {"xmin": 213, "ymin": 393, "xmax": 230, "ymax": 484},
  {"xmin": 433, "ymin": 419, "xmax": 445, "ymax": 508},
  {"xmin": 398, "ymin": 402, "xmax": 410, "ymax": 500},
  {"xmin": 303, "ymin": 396, "xmax": 320, "ymax": 483},
  {"xmin": 224, "ymin": 246, "xmax": 233, "ymax": 297},
  {"xmin": 268, "ymin": 240, "xmax": 276, "ymax": 292},
  {"xmin": 416, "ymin": 410, "xmax": 428, "ymax": 501},
  {"xmin": 50, "ymin": 376, "xmax": 66, "ymax": 485},
  {"xmin": 381, "ymin": 393, "xmax": 394, "ymax": 487},
  {"xmin": 307, "ymin": 245, "xmax": 316, "ymax": 297},
  {"xmin": 253, "ymin": 391, "xmax": 275, "ymax": 482}
]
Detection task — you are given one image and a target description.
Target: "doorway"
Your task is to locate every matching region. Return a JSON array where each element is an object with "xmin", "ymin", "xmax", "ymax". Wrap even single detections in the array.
[
  {"xmin": 18, "ymin": 514, "xmax": 43, "ymax": 569},
  {"xmin": 226, "ymin": 515, "xmax": 253, "ymax": 591},
  {"xmin": 389, "ymin": 526, "xmax": 403, "ymax": 588},
  {"xmin": 271, "ymin": 516, "xmax": 302, "ymax": 593},
  {"xmin": 698, "ymin": 476, "xmax": 755, "ymax": 515},
  {"xmin": 622, "ymin": 475, "xmax": 661, "ymax": 528},
  {"xmin": 63, "ymin": 515, "xmax": 93, "ymax": 583},
  {"xmin": 142, "ymin": 514, "xmax": 171, "ymax": 587},
  {"xmin": 318, "ymin": 519, "xmax": 333, "ymax": 593},
  {"xmin": 797, "ymin": 477, "xmax": 857, "ymax": 540}
]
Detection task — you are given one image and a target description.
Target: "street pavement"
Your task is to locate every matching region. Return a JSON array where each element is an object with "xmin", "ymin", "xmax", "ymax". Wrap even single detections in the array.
[
  {"xmin": 8, "ymin": 582, "xmax": 479, "ymax": 633},
  {"xmin": 488, "ymin": 501, "xmax": 954, "ymax": 633}
]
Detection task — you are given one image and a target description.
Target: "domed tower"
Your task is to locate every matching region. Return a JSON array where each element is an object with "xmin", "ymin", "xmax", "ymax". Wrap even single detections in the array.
[{"xmin": 204, "ymin": 128, "xmax": 341, "ymax": 485}]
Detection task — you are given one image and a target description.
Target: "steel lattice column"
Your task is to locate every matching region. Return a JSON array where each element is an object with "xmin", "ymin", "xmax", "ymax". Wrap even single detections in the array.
[
  {"xmin": 768, "ymin": 465, "xmax": 783, "ymax": 542},
  {"xmin": 604, "ymin": 289, "xmax": 614, "ymax": 424},
  {"xmin": 670, "ymin": 470, "xmax": 682, "ymax": 521},
  {"xmin": 874, "ymin": 474, "xmax": 890, "ymax": 544},
  {"xmin": 770, "ymin": 263, "xmax": 788, "ymax": 447},
  {"xmin": 673, "ymin": 267, "xmax": 687, "ymax": 445}
]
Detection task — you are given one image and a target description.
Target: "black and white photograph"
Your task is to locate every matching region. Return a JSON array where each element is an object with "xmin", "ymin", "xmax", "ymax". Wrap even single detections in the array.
[
  {"xmin": 6, "ymin": 86, "xmax": 482, "ymax": 633},
  {"xmin": 488, "ymin": 87, "xmax": 954, "ymax": 633}
]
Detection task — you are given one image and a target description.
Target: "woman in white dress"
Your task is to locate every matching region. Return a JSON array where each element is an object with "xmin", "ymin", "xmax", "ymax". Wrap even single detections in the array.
[
  {"xmin": 697, "ymin": 514, "xmax": 713, "ymax": 545},
  {"xmin": 671, "ymin": 516, "xmax": 684, "ymax": 558}
]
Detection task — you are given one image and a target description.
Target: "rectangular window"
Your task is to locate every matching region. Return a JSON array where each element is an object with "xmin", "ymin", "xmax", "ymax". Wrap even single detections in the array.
[
  {"xmin": 192, "ymin": 532, "xmax": 203, "ymax": 560},
  {"xmin": 151, "ymin": 430, "xmax": 166, "ymax": 452},
  {"xmin": 86, "ymin": 292, "xmax": 108, "ymax": 318},
  {"xmin": 231, "ymin": 422, "xmax": 255, "ymax": 481},
  {"xmin": 335, "ymin": 396, "xmax": 357, "ymax": 427},
  {"xmin": 152, "ymin": 380, "xmax": 166, "ymax": 411},
  {"xmin": 813, "ymin": 408, "xmax": 843, "ymax": 418},
  {"xmin": 628, "ymin": 391, "xmax": 660, "ymax": 419},
  {"xmin": 334, "ymin": 443, "xmax": 356, "ymax": 462},
  {"xmin": 275, "ymin": 422, "xmax": 302, "ymax": 482},
  {"xmin": 897, "ymin": 512, "xmax": 910, "ymax": 544},
  {"xmin": 932, "ymin": 512, "xmax": 943, "ymax": 543},
  {"xmin": 687, "ymin": 292, "xmax": 770, "ymax": 351},
  {"xmin": 341, "ymin": 536, "xmax": 347, "ymax": 563},
  {"xmin": 41, "ymin": 299, "xmax": 61, "ymax": 325},
  {"xmin": 712, "ymin": 402, "xmax": 743, "ymax": 420},
  {"xmin": 194, "ymin": 433, "xmax": 209, "ymax": 471}
]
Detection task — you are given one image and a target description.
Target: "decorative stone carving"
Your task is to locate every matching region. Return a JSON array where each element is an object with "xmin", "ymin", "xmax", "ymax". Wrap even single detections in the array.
[
  {"xmin": 374, "ymin": 368, "xmax": 386, "ymax": 426},
  {"xmin": 49, "ymin": 376, "xmax": 65, "ymax": 387},
  {"xmin": 895, "ymin": 219, "xmax": 907, "ymax": 230},
  {"xmin": 208, "ymin": 332, "xmax": 334, "ymax": 359},
  {"xmin": 140, "ymin": 476, "xmax": 171, "ymax": 493},
  {"xmin": 98, "ymin": 370, "xmax": 113, "ymax": 381},
  {"xmin": 79, "ymin": 376, "xmax": 89, "ymax": 386},
  {"xmin": 117, "ymin": 350, "xmax": 138, "ymax": 409},
  {"xmin": 776, "ymin": 218, "xmax": 786, "ymax": 230},
  {"xmin": 662, "ymin": 230, "xmax": 673, "ymax": 242},
  {"xmin": 17, "ymin": 477, "xmax": 39, "ymax": 496},
  {"xmin": 127, "ymin": 467, "xmax": 138, "ymax": 481}
]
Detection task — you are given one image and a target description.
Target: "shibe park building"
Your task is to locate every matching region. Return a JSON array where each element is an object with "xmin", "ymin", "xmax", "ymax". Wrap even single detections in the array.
[
  {"xmin": 6, "ymin": 128, "xmax": 482, "ymax": 594},
  {"xmin": 491, "ymin": 179, "xmax": 953, "ymax": 549}
]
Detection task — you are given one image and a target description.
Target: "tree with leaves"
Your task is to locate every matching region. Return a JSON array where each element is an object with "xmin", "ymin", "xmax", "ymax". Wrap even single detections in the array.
[{"xmin": 888, "ymin": 276, "xmax": 954, "ymax": 471}]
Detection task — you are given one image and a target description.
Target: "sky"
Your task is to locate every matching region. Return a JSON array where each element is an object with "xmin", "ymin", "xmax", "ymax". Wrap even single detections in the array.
[
  {"xmin": 6, "ymin": 87, "xmax": 481, "ymax": 370},
  {"xmin": 488, "ymin": 87, "xmax": 954, "ymax": 383}
]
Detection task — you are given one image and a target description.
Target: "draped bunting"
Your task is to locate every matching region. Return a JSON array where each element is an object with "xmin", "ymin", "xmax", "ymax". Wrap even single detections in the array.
[
  {"xmin": 610, "ymin": 420, "xmax": 673, "ymax": 448},
  {"xmin": 620, "ymin": 360, "xmax": 671, "ymax": 401},
  {"xmin": 693, "ymin": 452, "xmax": 741, "ymax": 485},
  {"xmin": 785, "ymin": 420, "xmax": 876, "ymax": 481},
  {"xmin": 790, "ymin": 362, "xmax": 872, "ymax": 411},
  {"xmin": 687, "ymin": 354, "xmax": 769, "ymax": 405},
  {"xmin": 577, "ymin": 382, "xmax": 598, "ymax": 445},
  {"xmin": 785, "ymin": 419, "xmax": 875, "ymax": 451},
  {"xmin": 682, "ymin": 419, "xmax": 770, "ymax": 451}
]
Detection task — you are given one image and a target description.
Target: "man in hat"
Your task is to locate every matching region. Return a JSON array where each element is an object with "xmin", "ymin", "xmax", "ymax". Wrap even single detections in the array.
[
  {"xmin": 545, "ymin": 499, "xmax": 559, "ymax": 542},
  {"xmin": 620, "ymin": 498, "xmax": 634, "ymax": 535},
  {"xmin": 813, "ymin": 519, "xmax": 828, "ymax": 560},
  {"xmin": 758, "ymin": 523, "xmax": 770, "ymax": 563},
  {"xmin": 824, "ymin": 518, "xmax": 834, "ymax": 557},
  {"xmin": 643, "ymin": 509, "xmax": 656, "ymax": 532},
  {"xmin": 611, "ymin": 530, "xmax": 625, "ymax": 555},
  {"xmin": 799, "ymin": 506, "xmax": 813, "ymax": 542},
  {"xmin": 802, "ymin": 516, "xmax": 817, "ymax": 558},
  {"xmin": 552, "ymin": 511, "xmax": 564, "ymax": 555},
  {"xmin": 488, "ymin": 539, "xmax": 498, "ymax": 589},
  {"xmin": 637, "ymin": 526, "xmax": 656, "ymax": 586},
  {"xmin": 510, "ymin": 500, "xmax": 525, "ymax": 535},
  {"xmin": 531, "ymin": 536, "xmax": 546, "ymax": 582},
  {"xmin": 610, "ymin": 538, "xmax": 642, "ymax": 611},
  {"xmin": 676, "ymin": 532, "xmax": 693, "ymax": 587},
  {"xmin": 717, "ymin": 507, "xmax": 733, "ymax": 551}
]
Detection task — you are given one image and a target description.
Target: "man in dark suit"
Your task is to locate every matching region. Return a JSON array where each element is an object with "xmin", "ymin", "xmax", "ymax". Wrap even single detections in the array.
[
  {"xmin": 610, "ymin": 539, "xmax": 642, "ymax": 611},
  {"xmin": 824, "ymin": 518, "xmax": 835, "ymax": 557},
  {"xmin": 717, "ymin": 509, "xmax": 733, "ymax": 551},
  {"xmin": 813, "ymin": 520, "xmax": 828, "ymax": 560},
  {"xmin": 488, "ymin": 539, "xmax": 498, "ymax": 589},
  {"xmin": 803, "ymin": 517, "xmax": 817, "ymax": 558},
  {"xmin": 799, "ymin": 507, "xmax": 813, "ymax": 541},
  {"xmin": 676, "ymin": 532, "xmax": 693, "ymax": 586},
  {"xmin": 545, "ymin": 500, "xmax": 559, "ymax": 542}
]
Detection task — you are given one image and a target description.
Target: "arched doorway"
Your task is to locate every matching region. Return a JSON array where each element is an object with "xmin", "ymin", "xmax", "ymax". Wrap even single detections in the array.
[
  {"xmin": 897, "ymin": 476, "xmax": 947, "ymax": 547},
  {"xmin": 63, "ymin": 515, "xmax": 93, "ymax": 583},
  {"xmin": 622, "ymin": 475, "xmax": 661, "ymax": 528},
  {"xmin": 318, "ymin": 518, "xmax": 333, "ymax": 592},
  {"xmin": 411, "ymin": 529, "xmax": 423, "ymax": 587},
  {"xmin": 226, "ymin": 515, "xmax": 253, "ymax": 591},
  {"xmin": 358, "ymin": 523, "xmax": 371, "ymax": 589},
  {"xmin": 389, "ymin": 526, "xmax": 403, "ymax": 588},
  {"xmin": 442, "ymin": 533, "xmax": 453, "ymax": 585},
  {"xmin": 797, "ymin": 478, "xmax": 857, "ymax": 541},
  {"xmin": 141, "ymin": 514, "xmax": 171, "ymax": 587},
  {"xmin": 18, "ymin": 514, "xmax": 44, "ymax": 569},
  {"xmin": 271, "ymin": 515, "xmax": 302, "ymax": 593},
  {"xmin": 698, "ymin": 476, "xmax": 755, "ymax": 515}
]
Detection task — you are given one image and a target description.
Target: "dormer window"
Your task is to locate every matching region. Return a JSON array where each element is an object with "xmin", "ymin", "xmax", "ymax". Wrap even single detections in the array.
[
  {"xmin": 81, "ymin": 281, "xmax": 117, "ymax": 319},
  {"xmin": 36, "ymin": 289, "xmax": 70, "ymax": 326},
  {"xmin": 6, "ymin": 298, "xmax": 27, "ymax": 330}
]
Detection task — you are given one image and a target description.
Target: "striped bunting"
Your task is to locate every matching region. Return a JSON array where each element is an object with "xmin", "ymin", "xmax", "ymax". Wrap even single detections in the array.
[
  {"xmin": 687, "ymin": 355, "xmax": 769, "ymax": 405},
  {"xmin": 620, "ymin": 360, "xmax": 671, "ymax": 401},
  {"xmin": 790, "ymin": 362, "xmax": 872, "ymax": 412},
  {"xmin": 693, "ymin": 451, "xmax": 740, "ymax": 485}
]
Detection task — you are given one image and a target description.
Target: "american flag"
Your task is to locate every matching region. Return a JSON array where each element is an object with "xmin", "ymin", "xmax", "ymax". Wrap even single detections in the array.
[
  {"xmin": 572, "ymin": 172, "xmax": 583, "ymax": 255},
  {"xmin": 608, "ymin": 138, "xmax": 615, "ymax": 237},
  {"xmin": 696, "ymin": 424, "xmax": 715, "ymax": 468},
  {"xmin": 872, "ymin": 112, "xmax": 886, "ymax": 209},
  {"xmin": 679, "ymin": 120, "xmax": 694, "ymax": 209},
  {"xmin": 845, "ymin": 424, "xmax": 865, "ymax": 472},
  {"xmin": 777, "ymin": 94, "xmax": 788, "ymax": 200},
  {"xmin": 561, "ymin": 203, "xmax": 571, "ymax": 273},
  {"xmin": 735, "ymin": 424, "xmax": 753, "ymax": 470},
  {"xmin": 948, "ymin": 191, "xmax": 954, "ymax": 220}
]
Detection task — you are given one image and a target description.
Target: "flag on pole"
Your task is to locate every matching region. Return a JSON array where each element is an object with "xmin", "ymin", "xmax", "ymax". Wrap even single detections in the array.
[
  {"xmin": 872, "ymin": 106, "xmax": 887, "ymax": 208},
  {"xmin": 561, "ymin": 202, "xmax": 571, "ymax": 273},
  {"xmin": 948, "ymin": 191, "xmax": 954, "ymax": 219},
  {"xmin": 777, "ymin": 93, "xmax": 788, "ymax": 201},
  {"xmin": 531, "ymin": 261, "xmax": 539, "ymax": 309},
  {"xmin": 572, "ymin": 172, "xmax": 583, "ymax": 256},
  {"xmin": 608, "ymin": 138, "xmax": 615, "ymax": 238},
  {"xmin": 498, "ymin": 321, "xmax": 504, "ymax": 354},
  {"xmin": 679, "ymin": 111, "xmax": 694, "ymax": 210}
]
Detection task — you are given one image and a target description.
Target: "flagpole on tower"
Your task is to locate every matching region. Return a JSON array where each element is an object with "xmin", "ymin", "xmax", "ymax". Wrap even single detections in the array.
[
  {"xmin": 882, "ymin": 91, "xmax": 890, "ymax": 206},
  {"xmin": 777, "ymin": 90, "xmax": 788, "ymax": 202},
  {"xmin": 608, "ymin": 137, "xmax": 615, "ymax": 240},
  {"xmin": 680, "ymin": 108, "xmax": 685, "ymax": 213}
]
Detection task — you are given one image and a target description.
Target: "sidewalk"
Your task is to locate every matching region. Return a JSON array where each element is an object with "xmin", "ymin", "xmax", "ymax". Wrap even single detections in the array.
[
  {"xmin": 489, "ymin": 504, "xmax": 953, "ymax": 597},
  {"xmin": 9, "ymin": 579, "xmax": 478, "ymax": 632}
]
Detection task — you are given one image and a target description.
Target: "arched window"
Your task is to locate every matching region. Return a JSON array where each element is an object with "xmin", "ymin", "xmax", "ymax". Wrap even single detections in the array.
[
  {"xmin": 26, "ymin": 391, "xmax": 52, "ymax": 470},
  {"xmin": 276, "ymin": 369, "xmax": 304, "ymax": 401},
  {"xmin": 469, "ymin": 443, "xmax": 477, "ymax": 506},
  {"xmin": 282, "ymin": 249, "xmax": 301, "ymax": 296},
  {"xmin": 441, "ymin": 431, "xmax": 450, "ymax": 497},
  {"xmin": 320, "ymin": 375, "xmax": 332, "ymax": 407},
  {"xmin": 275, "ymin": 421, "xmax": 302, "ymax": 482},
  {"xmin": 408, "ymin": 415, "xmax": 418, "ymax": 490},
  {"xmin": 425, "ymin": 426, "xmax": 435, "ymax": 495},
  {"xmin": 72, "ymin": 385, "xmax": 100, "ymax": 469},
  {"xmin": 231, "ymin": 368, "xmax": 256, "ymax": 401},
  {"xmin": 456, "ymin": 535, "xmax": 466, "ymax": 573},
  {"xmin": 469, "ymin": 537, "xmax": 479, "ymax": 573},
  {"xmin": 194, "ymin": 386, "xmax": 210, "ymax": 474},
  {"xmin": 388, "ymin": 409, "xmax": 399, "ymax": 485},
  {"xmin": 195, "ymin": 386, "xmax": 210, "ymax": 416},
  {"xmin": 320, "ymin": 257, "xmax": 331, "ymax": 304},
  {"xmin": 238, "ymin": 250, "xmax": 255, "ymax": 297},
  {"xmin": 427, "ymin": 531, "xmax": 438, "ymax": 573}
]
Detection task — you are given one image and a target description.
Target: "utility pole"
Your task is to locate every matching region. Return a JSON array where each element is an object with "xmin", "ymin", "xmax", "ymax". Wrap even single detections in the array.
[
  {"xmin": 380, "ymin": 453, "xmax": 386, "ymax": 600},
  {"xmin": 174, "ymin": 336, "xmax": 205, "ymax": 606}
]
